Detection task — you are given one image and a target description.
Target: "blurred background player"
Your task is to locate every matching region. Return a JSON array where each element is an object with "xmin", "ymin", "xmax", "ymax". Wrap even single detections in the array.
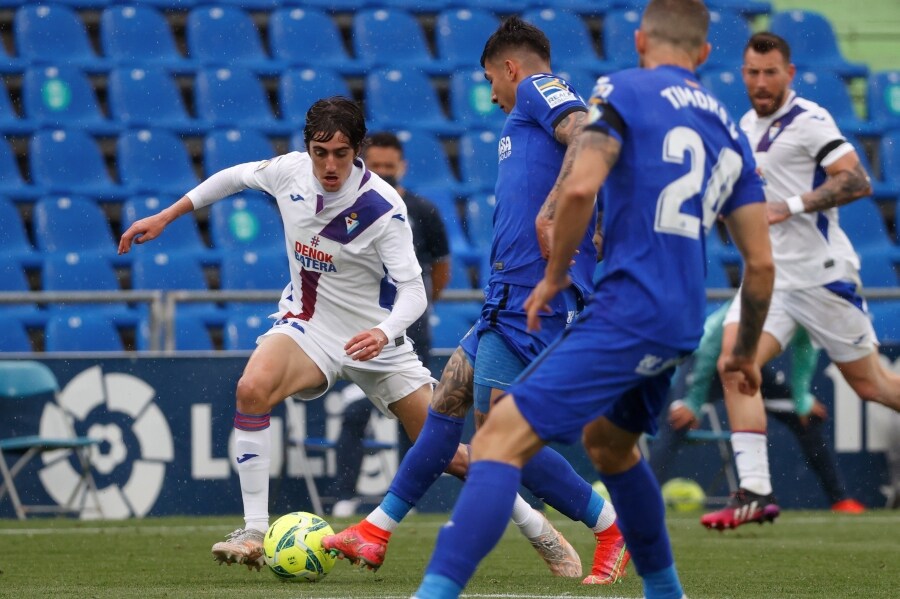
[
  {"xmin": 325, "ymin": 16, "xmax": 630, "ymax": 585},
  {"xmin": 119, "ymin": 97, "xmax": 451, "ymax": 570},
  {"xmin": 330, "ymin": 131, "xmax": 451, "ymax": 518},
  {"xmin": 411, "ymin": 0, "xmax": 774, "ymax": 597},
  {"xmin": 653, "ymin": 300, "xmax": 865, "ymax": 514},
  {"xmin": 702, "ymin": 32, "xmax": 900, "ymax": 531}
]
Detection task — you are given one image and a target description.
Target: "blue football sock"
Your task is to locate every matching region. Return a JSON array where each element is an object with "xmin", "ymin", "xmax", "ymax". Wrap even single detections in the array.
[
  {"xmin": 424, "ymin": 461, "xmax": 520, "ymax": 590},
  {"xmin": 386, "ymin": 407, "xmax": 464, "ymax": 518},
  {"xmin": 413, "ymin": 573, "xmax": 463, "ymax": 599},
  {"xmin": 520, "ymin": 446, "xmax": 593, "ymax": 522},
  {"xmin": 642, "ymin": 565, "xmax": 684, "ymax": 599},
  {"xmin": 601, "ymin": 459, "xmax": 679, "ymax": 594}
]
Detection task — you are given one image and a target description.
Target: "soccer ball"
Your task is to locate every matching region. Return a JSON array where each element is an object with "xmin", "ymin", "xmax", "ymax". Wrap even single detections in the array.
[
  {"xmin": 661, "ymin": 477, "xmax": 706, "ymax": 512},
  {"xmin": 263, "ymin": 511, "xmax": 337, "ymax": 582}
]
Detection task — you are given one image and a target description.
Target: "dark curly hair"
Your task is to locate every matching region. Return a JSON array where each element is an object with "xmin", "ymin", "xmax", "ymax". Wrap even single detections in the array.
[{"xmin": 303, "ymin": 96, "xmax": 367, "ymax": 152}]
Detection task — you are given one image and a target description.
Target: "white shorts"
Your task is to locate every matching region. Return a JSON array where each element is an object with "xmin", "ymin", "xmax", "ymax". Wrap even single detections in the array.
[
  {"xmin": 258, "ymin": 316, "xmax": 436, "ymax": 418},
  {"xmin": 724, "ymin": 281, "xmax": 878, "ymax": 363}
]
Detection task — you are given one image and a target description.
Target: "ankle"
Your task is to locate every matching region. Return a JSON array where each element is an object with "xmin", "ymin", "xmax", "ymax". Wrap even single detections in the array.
[{"xmin": 359, "ymin": 519, "xmax": 392, "ymax": 544}]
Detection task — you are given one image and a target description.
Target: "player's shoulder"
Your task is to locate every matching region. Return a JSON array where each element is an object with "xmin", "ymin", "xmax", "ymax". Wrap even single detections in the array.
[
  {"xmin": 520, "ymin": 72, "xmax": 582, "ymax": 109},
  {"xmin": 258, "ymin": 151, "xmax": 308, "ymax": 173}
]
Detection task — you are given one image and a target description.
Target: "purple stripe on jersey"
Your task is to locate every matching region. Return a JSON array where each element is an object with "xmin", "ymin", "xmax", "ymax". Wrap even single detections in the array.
[
  {"xmin": 359, "ymin": 168, "xmax": 372, "ymax": 189},
  {"xmin": 297, "ymin": 268, "xmax": 322, "ymax": 321},
  {"xmin": 812, "ymin": 166, "xmax": 829, "ymax": 240},
  {"xmin": 755, "ymin": 104, "xmax": 807, "ymax": 153},
  {"xmin": 318, "ymin": 190, "xmax": 393, "ymax": 244},
  {"xmin": 316, "ymin": 194, "xmax": 324, "ymax": 214},
  {"xmin": 234, "ymin": 411, "xmax": 270, "ymax": 431}
]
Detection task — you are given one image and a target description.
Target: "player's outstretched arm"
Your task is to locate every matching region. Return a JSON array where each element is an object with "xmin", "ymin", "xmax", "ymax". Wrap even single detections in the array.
[
  {"xmin": 722, "ymin": 202, "xmax": 775, "ymax": 395},
  {"xmin": 118, "ymin": 195, "xmax": 194, "ymax": 255}
]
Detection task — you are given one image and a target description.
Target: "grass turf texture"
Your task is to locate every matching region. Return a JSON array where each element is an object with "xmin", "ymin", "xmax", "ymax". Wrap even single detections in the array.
[{"xmin": 1, "ymin": 512, "xmax": 897, "ymax": 598}]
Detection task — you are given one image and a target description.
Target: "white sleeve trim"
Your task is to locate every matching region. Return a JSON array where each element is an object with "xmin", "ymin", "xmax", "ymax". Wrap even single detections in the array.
[
  {"xmin": 819, "ymin": 141, "xmax": 855, "ymax": 168},
  {"xmin": 185, "ymin": 162, "xmax": 263, "ymax": 209},
  {"xmin": 374, "ymin": 276, "xmax": 427, "ymax": 342}
]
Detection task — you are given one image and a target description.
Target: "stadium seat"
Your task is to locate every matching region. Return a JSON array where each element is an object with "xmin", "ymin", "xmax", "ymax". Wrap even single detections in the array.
[
  {"xmin": 555, "ymin": 67, "xmax": 602, "ymax": 101},
  {"xmin": 204, "ymin": 129, "xmax": 275, "ymax": 176},
  {"xmin": 465, "ymin": 192, "xmax": 495, "ymax": 251},
  {"xmin": 224, "ymin": 309, "xmax": 272, "ymax": 351},
  {"xmin": 880, "ymin": 131, "xmax": 900, "ymax": 200},
  {"xmin": 33, "ymin": 195, "xmax": 117, "ymax": 258},
  {"xmin": 435, "ymin": 8, "xmax": 500, "ymax": 70},
  {"xmin": 706, "ymin": 0, "xmax": 772, "ymax": 17},
  {"xmin": 705, "ymin": 255, "xmax": 735, "ymax": 289},
  {"xmin": 22, "ymin": 66, "xmax": 119, "ymax": 135},
  {"xmin": 449, "ymin": 69, "xmax": 505, "ymax": 129},
  {"xmin": 217, "ymin": 0, "xmax": 279, "ymax": 10},
  {"xmin": 187, "ymin": 5, "xmax": 280, "ymax": 75},
  {"xmin": 857, "ymin": 247, "xmax": 899, "ymax": 287},
  {"xmin": 868, "ymin": 71, "xmax": 900, "ymax": 131},
  {"xmin": 268, "ymin": 7, "xmax": 364, "ymax": 76},
  {"xmin": 431, "ymin": 300, "xmax": 482, "ymax": 349},
  {"xmin": 769, "ymin": 10, "xmax": 868, "ymax": 79},
  {"xmin": 522, "ymin": 8, "xmax": 607, "ymax": 74},
  {"xmin": 700, "ymin": 69, "xmax": 751, "ymax": 121},
  {"xmin": 15, "ymin": 4, "xmax": 108, "ymax": 72},
  {"xmin": 100, "ymin": 5, "xmax": 195, "ymax": 73},
  {"xmin": 0, "ymin": 196, "xmax": 38, "ymax": 267},
  {"xmin": 108, "ymin": 67, "xmax": 205, "ymax": 134},
  {"xmin": 194, "ymin": 67, "xmax": 292, "ymax": 135},
  {"xmin": 41, "ymin": 252, "xmax": 132, "ymax": 319},
  {"xmin": 393, "ymin": 129, "xmax": 460, "ymax": 193},
  {"xmin": 0, "ymin": 34, "xmax": 24, "ymax": 75},
  {"xmin": 598, "ymin": 9, "xmax": 642, "ymax": 72},
  {"xmin": 868, "ymin": 300, "xmax": 900, "ymax": 343},
  {"xmin": 365, "ymin": 68, "xmax": 460, "ymax": 136},
  {"xmin": 44, "ymin": 311, "xmax": 124, "ymax": 352},
  {"xmin": 0, "ymin": 80, "xmax": 34, "ymax": 135},
  {"xmin": 298, "ymin": 0, "xmax": 369, "ymax": 13},
  {"xmin": 839, "ymin": 197, "xmax": 895, "ymax": 251},
  {"xmin": 117, "ymin": 129, "xmax": 199, "ymax": 196},
  {"xmin": 704, "ymin": 9, "xmax": 751, "ymax": 72},
  {"xmin": 458, "ymin": 131, "xmax": 499, "ymax": 195},
  {"xmin": 122, "ymin": 195, "xmax": 209, "ymax": 260},
  {"xmin": 219, "ymin": 250, "xmax": 288, "ymax": 314},
  {"xmin": 791, "ymin": 70, "xmax": 880, "ymax": 137},
  {"xmin": 0, "ymin": 139, "xmax": 41, "ymax": 201},
  {"xmin": 30, "ymin": 130, "xmax": 124, "ymax": 199},
  {"xmin": 352, "ymin": 9, "xmax": 449, "ymax": 75},
  {"xmin": 130, "ymin": 252, "xmax": 222, "ymax": 323},
  {"xmin": 208, "ymin": 196, "xmax": 284, "ymax": 252},
  {"xmin": 279, "ymin": 68, "xmax": 351, "ymax": 127},
  {"xmin": 0, "ymin": 253, "xmax": 43, "ymax": 325},
  {"xmin": 0, "ymin": 314, "xmax": 32, "ymax": 352},
  {"xmin": 137, "ymin": 314, "xmax": 214, "ymax": 352}
]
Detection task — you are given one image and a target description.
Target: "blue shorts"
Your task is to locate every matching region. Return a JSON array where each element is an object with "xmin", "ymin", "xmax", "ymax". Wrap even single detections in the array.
[
  {"xmin": 510, "ymin": 306, "xmax": 690, "ymax": 445},
  {"xmin": 460, "ymin": 282, "xmax": 582, "ymax": 412}
]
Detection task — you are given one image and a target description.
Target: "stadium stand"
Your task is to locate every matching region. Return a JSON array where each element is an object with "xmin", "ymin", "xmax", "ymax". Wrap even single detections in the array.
[
  {"xmin": 33, "ymin": 195, "xmax": 118, "ymax": 259},
  {"xmin": 130, "ymin": 251, "xmax": 222, "ymax": 322},
  {"xmin": 0, "ymin": 79, "xmax": 33, "ymax": 136},
  {"xmin": 204, "ymin": 128, "xmax": 275, "ymax": 176},
  {"xmin": 868, "ymin": 71, "xmax": 900, "ymax": 130},
  {"xmin": 769, "ymin": 10, "xmax": 869, "ymax": 79},
  {"xmin": 268, "ymin": 7, "xmax": 365, "ymax": 76},
  {"xmin": 107, "ymin": 67, "xmax": 204, "ymax": 134},
  {"xmin": 224, "ymin": 310, "xmax": 272, "ymax": 351},
  {"xmin": 458, "ymin": 131, "xmax": 499, "ymax": 194},
  {"xmin": 100, "ymin": 5, "xmax": 196, "ymax": 74},
  {"xmin": 700, "ymin": 69, "xmax": 752, "ymax": 120},
  {"xmin": 392, "ymin": 129, "xmax": 460, "ymax": 193},
  {"xmin": 791, "ymin": 69, "xmax": 882, "ymax": 136},
  {"xmin": 352, "ymin": 8, "xmax": 449, "ymax": 75},
  {"xmin": 29, "ymin": 130, "xmax": 125, "ymax": 200},
  {"xmin": 364, "ymin": 67, "xmax": 461, "ymax": 135},
  {"xmin": 430, "ymin": 300, "xmax": 482, "ymax": 349},
  {"xmin": 0, "ymin": 313, "xmax": 32, "ymax": 352},
  {"xmin": 435, "ymin": 8, "xmax": 500, "ymax": 70},
  {"xmin": 208, "ymin": 195, "xmax": 284, "ymax": 252},
  {"xmin": 122, "ymin": 195, "xmax": 210, "ymax": 261},
  {"xmin": 117, "ymin": 129, "xmax": 200, "ymax": 196},
  {"xmin": 194, "ymin": 67, "xmax": 293, "ymax": 135},
  {"xmin": 279, "ymin": 67, "xmax": 352, "ymax": 127},
  {"xmin": 22, "ymin": 65, "xmax": 119, "ymax": 135},
  {"xmin": 0, "ymin": 140, "xmax": 41, "ymax": 200},
  {"xmin": 449, "ymin": 69, "xmax": 506, "ymax": 128},
  {"xmin": 0, "ymin": 196, "xmax": 39, "ymax": 267},
  {"xmin": 44, "ymin": 311, "xmax": 124, "ymax": 352},
  {"xmin": 186, "ymin": 5, "xmax": 281, "ymax": 75},
  {"xmin": 522, "ymin": 8, "xmax": 608, "ymax": 75},
  {"xmin": 598, "ymin": 9, "xmax": 642, "ymax": 72},
  {"xmin": 40, "ymin": 252, "xmax": 133, "ymax": 319},
  {"xmin": 14, "ymin": 4, "xmax": 109, "ymax": 73},
  {"xmin": 705, "ymin": 9, "xmax": 752, "ymax": 71}
]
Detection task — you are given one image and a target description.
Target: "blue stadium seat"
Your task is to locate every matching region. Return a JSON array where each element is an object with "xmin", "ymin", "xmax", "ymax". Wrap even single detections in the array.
[
  {"xmin": 108, "ymin": 67, "xmax": 205, "ymax": 134},
  {"xmin": 435, "ymin": 8, "xmax": 500, "ymax": 70},
  {"xmin": 0, "ymin": 314, "xmax": 32, "ymax": 352},
  {"xmin": 126, "ymin": 0, "xmax": 197, "ymax": 8},
  {"xmin": 704, "ymin": 9, "xmax": 751, "ymax": 72},
  {"xmin": 208, "ymin": 196, "xmax": 283, "ymax": 252},
  {"xmin": 791, "ymin": 70, "xmax": 880, "ymax": 136},
  {"xmin": 880, "ymin": 131, "xmax": 900, "ymax": 201},
  {"xmin": 0, "ymin": 197, "xmax": 38, "ymax": 267},
  {"xmin": 29, "ymin": 130, "xmax": 124, "ymax": 199},
  {"xmin": 217, "ymin": 0, "xmax": 279, "ymax": 10},
  {"xmin": 839, "ymin": 198, "xmax": 895, "ymax": 252},
  {"xmin": 700, "ymin": 69, "xmax": 751, "ymax": 121},
  {"xmin": 137, "ymin": 314, "xmax": 214, "ymax": 351},
  {"xmin": 465, "ymin": 193, "xmax": 495, "ymax": 281},
  {"xmin": 869, "ymin": 72, "xmax": 900, "ymax": 132},
  {"xmin": 100, "ymin": 5, "xmax": 195, "ymax": 74},
  {"xmin": 224, "ymin": 310, "xmax": 272, "ymax": 351},
  {"xmin": 194, "ymin": 67, "xmax": 291, "ymax": 135},
  {"xmin": 204, "ymin": 129, "xmax": 275, "ymax": 176},
  {"xmin": 0, "ymin": 251, "xmax": 41, "ymax": 322},
  {"xmin": 706, "ymin": 0, "xmax": 772, "ymax": 17},
  {"xmin": 555, "ymin": 67, "xmax": 601, "ymax": 100},
  {"xmin": 431, "ymin": 300, "xmax": 482, "ymax": 349},
  {"xmin": 458, "ymin": 131, "xmax": 499, "ymax": 195},
  {"xmin": 0, "ymin": 79, "xmax": 34, "ymax": 135},
  {"xmin": 526, "ymin": 0, "xmax": 611, "ymax": 15},
  {"xmin": 33, "ymin": 196, "xmax": 117, "ymax": 258},
  {"xmin": 378, "ymin": 0, "xmax": 455, "ymax": 13},
  {"xmin": 23, "ymin": 66, "xmax": 119, "ymax": 135},
  {"xmin": 365, "ymin": 68, "xmax": 460, "ymax": 136},
  {"xmin": 0, "ymin": 33, "xmax": 24, "ymax": 74},
  {"xmin": 449, "ymin": 69, "xmax": 505, "ymax": 129},
  {"xmin": 522, "ymin": 8, "xmax": 607, "ymax": 74},
  {"xmin": 269, "ymin": 7, "xmax": 364, "ymax": 76},
  {"xmin": 220, "ymin": 249, "xmax": 288, "ymax": 313},
  {"xmin": 117, "ymin": 129, "xmax": 199, "ymax": 196},
  {"xmin": 705, "ymin": 255, "xmax": 735, "ymax": 289},
  {"xmin": 857, "ymin": 247, "xmax": 899, "ymax": 287},
  {"xmin": 394, "ymin": 129, "xmax": 460, "ymax": 193},
  {"xmin": 41, "ymin": 253, "xmax": 131, "ymax": 319},
  {"xmin": 868, "ymin": 300, "xmax": 900, "ymax": 343},
  {"xmin": 769, "ymin": 11, "xmax": 868, "ymax": 79},
  {"xmin": 353, "ymin": 9, "xmax": 449, "ymax": 75},
  {"xmin": 122, "ymin": 195, "xmax": 209, "ymax": 260},
  {"xmin": 0, "ymin": 140, "xmax": 40, "ymax": 201},
  {"xmin": 15, "ymin": 4, "xmax": 108, "ymax": 72},
  {"xmin": 44, "ymin": 312, "xmax": 124, "ymax": 352},
  {"xmin": 280, "ymin": 68, "xmax": 351, "ymax": 127},
  {"xmin": 600, "ymin": 9, "xmax": 642, "ymax": 72},
  {"xmin": 297, "ymin": 0, "xmax": 369, "ymax": 13},
  {"xmin": 130, "ymin": 252, "xmax": 222, "ymax": 323},
  {"xmin": 187, "ymin": 5, "xmax": 280, "ymax": 75}
]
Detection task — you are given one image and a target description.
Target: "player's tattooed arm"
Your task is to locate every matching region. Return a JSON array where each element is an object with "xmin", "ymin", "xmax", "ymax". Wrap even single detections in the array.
[
  {"xmin": 430, "ymin": 347, "xmax": 474, "ymax": 419},
  {"xmin": 769, "ymin": 154, "xmax": 872, "ymax": 224}
]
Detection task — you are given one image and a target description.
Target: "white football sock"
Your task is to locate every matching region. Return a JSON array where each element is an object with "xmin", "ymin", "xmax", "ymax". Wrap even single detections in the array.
[
  {"xmin": 511, "ymin": 494, "xmax": 547, "ymax": 539},
  {"xmin": 591, "ymin": 498, "xmax": 618, "ymax": 533},
  {"xmin": 235, "ymin": 426, "xmax": 271, "ymax": 533},
  {"xmin": 366, "ymin": 507, "xmax": 400, "ymax": 532},
  {"xmin": 731, "ymin": 431, "xmax": 772, "ymax": 495}
]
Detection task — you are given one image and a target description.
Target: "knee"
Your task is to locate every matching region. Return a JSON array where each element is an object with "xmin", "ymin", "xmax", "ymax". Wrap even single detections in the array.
[
  {"xmin": 236, "ymin": 374, "xmax": 277, "ymax": 414},
  {"xmin": 851, "ymin": 380, "xmax": 881, "ymax": 404},
  {"xmin": 583, "ymin": 435, "xmax": 639, "ymax": 475}
]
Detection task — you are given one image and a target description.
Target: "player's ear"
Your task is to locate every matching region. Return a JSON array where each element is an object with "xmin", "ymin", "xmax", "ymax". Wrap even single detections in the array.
[
  {"xmin": 504, "ymin": 58, "xmax": 516, "ymax": 80},
  {"xmin": 634, "ymin": 29, "xmax": 647, "ymax": 57},
  {"xmin": 696, "ymin": 41, "xmax": 711, "ymax": 68}
]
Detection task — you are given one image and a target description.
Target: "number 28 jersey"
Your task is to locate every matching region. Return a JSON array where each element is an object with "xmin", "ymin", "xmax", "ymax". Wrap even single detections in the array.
[{"xmin": 585, "ymin": 65, "xmax": 764, "ymax": 350}]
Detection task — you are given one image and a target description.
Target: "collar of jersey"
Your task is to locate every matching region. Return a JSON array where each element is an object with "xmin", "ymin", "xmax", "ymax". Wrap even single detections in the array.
[{"xmin": 311, "ymin": 160, "xmax": 365, "ymax": 206}]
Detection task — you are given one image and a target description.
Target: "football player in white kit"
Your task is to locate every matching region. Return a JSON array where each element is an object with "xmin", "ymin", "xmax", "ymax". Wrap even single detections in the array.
[
  {"xmin": 702, "ymin": 33, "xmax": 900, "ymax": 530},
  {"xmin": 118, "ymin": 97, "xmax": 459, "ymax": 567}
]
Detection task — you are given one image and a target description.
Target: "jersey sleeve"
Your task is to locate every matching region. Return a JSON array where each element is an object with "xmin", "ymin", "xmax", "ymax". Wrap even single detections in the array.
[
  {"xmin": 584, "ymin": 74, "xmax": 630, "ymax": 145},
  {"xmin": 374, "ymin": 206, "xmax": 423, "ymax": 284},
  {"xmin": 798, "ymin": 108, "xmax": 854, "ymax": 167},
  {"xmin": 187, "ymin": 155, "xmax": 283, "ymax": 209},
  {"xmin": 518, "ymin": 75, "xmax": 586, "ymax": 137},
  {"xmin": 720, "ymin": 133, "xmax": 766, "ymax": 217}
]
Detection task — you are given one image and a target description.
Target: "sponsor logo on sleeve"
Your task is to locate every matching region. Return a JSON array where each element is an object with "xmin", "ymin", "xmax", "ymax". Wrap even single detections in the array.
[{"xmin": 533, "ymin": 76, "xmax": 578, "ymax": 108}]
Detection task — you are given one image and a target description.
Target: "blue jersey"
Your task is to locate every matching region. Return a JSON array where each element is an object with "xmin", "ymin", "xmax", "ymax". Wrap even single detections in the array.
[
  {"xmin": 585, "ymin": 65, "xmax": 764, "ymax": 350},
  {"xmin": 491, "ymin": 73, "xmax": 597, "ymax": 297}
]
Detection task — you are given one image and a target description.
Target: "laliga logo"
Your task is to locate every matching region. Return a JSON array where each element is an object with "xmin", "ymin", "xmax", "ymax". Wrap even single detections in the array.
[{"xmin": 38, "ymin": 366, "xmax": 174, "ymax": 519}]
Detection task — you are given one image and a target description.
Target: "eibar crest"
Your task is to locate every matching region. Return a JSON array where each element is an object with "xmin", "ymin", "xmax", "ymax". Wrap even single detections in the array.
[{"xmin": 345, "ymin": 212, "xmax": 359, "ymax": 233}]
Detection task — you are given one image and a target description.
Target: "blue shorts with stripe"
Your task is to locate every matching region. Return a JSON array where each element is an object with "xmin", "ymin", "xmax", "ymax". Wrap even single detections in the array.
[{"xmin": 510, "ymin": 305, "xmax": 691, "ymax": 445}]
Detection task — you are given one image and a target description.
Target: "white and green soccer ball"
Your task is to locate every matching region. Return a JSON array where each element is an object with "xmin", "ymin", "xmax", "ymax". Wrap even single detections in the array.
[{"xmin": 263, "ymin": 511, "xmax": 336, "ymax": 582}]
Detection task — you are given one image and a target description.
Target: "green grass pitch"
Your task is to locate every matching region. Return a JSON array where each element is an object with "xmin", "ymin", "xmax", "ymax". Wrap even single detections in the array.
[{"xmin": 2, "ymin": 511, "xmax": 898, "ymax": 598}]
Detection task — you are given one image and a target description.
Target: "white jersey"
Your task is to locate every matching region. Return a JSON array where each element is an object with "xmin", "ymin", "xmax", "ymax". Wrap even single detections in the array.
[
  {"xmin": 188, "ymin": 153, "xmax": 423, "ymax": 346},
  {"xmin": 740, "ymin": 92, "xmax": 859, "ymax": 290}
]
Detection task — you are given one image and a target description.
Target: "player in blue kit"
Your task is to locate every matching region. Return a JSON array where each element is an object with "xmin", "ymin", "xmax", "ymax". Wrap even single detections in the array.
[
  {"xmin": 411, "ymin": 1, "xmax": 775, "ymax": 598},
  {"xmin": 324, "ymin": 17, "xmax": 629, "ymax": 584}
]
